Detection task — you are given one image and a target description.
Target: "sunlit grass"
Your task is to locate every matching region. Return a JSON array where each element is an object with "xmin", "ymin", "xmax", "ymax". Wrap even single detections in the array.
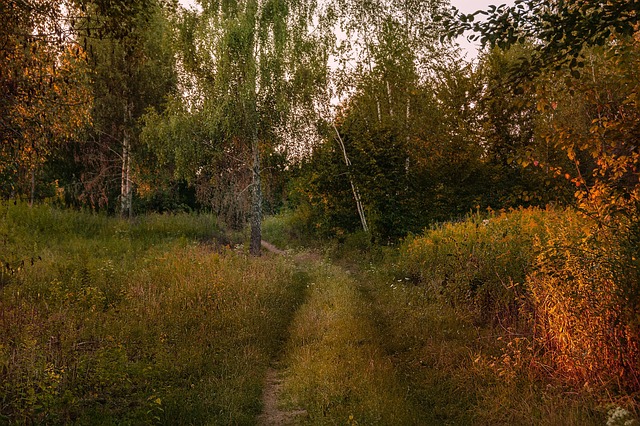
[{"xmin": 281, "ymin": 263, "xmax": 421, "ymax": 424}]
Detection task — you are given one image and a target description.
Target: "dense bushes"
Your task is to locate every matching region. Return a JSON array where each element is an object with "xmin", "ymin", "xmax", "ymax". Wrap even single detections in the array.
[
  {"xmin": 530, "ymin": 212, "xmax": 640, "ymax": 393},
  {"xmin": 397, "ymin": 207, "xmax": 640, "ymax": 397},
  {"xmin": 397, "ymin": 208, "xmax": 553, "ymax": 325}
]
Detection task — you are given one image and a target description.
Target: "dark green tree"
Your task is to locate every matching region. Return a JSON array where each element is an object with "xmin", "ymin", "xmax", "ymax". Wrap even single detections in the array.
[{"xmin": 70, "ymin": 0, "xmax": 178, "ymax": 214}]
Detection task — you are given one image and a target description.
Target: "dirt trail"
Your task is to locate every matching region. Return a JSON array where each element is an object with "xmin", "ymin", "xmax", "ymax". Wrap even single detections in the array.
[
  {"xmin": 257, "ymin": 240, "xmax": 308, "ymax": 425},
  {"xmin": 261, "ymin": 240, "xmax": 287, "ymax": 255},
  {"xmin": 257, "ymin": 368, "xmax": 307, "ymax": 425}
]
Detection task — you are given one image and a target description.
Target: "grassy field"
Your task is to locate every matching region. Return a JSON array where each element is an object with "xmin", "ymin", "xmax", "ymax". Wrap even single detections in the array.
[
  {"xmin": 1, "ymin": 204, "xmax": 635, "ymax": 425},
  {"xmin": 0, "ymin": 202, "xmax": 307, "ymax": 424},
  {"xmin": 272, "ymin": 260, "xmax": 604, "ymax": 425}
]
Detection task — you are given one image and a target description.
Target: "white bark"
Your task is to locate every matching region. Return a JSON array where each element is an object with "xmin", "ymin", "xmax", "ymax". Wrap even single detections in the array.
[
  {"xmin": 120, "ymin": 102, "xmax": 133, "ymax": 218},
  {"xmin": 332, "ymin": 122, "xmax": 369, "ymax": 234},
  {"xmin": 250, "ymin": 129, "xmax": 263, "ymax": 256}
]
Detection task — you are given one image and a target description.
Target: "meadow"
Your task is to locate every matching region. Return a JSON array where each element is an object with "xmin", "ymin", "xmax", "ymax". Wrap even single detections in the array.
[
  {"xmin": 1, "ymin": 203, "xmax": 637, "ymax": 425},
  {"xmin": 0, "ymin": 202, "xmax": 307, "ymax": 424}
]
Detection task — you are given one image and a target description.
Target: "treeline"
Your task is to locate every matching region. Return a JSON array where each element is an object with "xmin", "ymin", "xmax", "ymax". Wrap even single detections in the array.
[
  {"xmin": 2, "ymin": 0, "xmax": 638, "ymax": 246},
  {"xmin": 2, "ymin": 0, "xmax": 184, "ymax": 213}
]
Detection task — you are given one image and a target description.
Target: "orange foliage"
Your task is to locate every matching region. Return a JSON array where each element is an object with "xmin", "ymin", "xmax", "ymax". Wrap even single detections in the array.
[{"xmin": 1, "ymin": 39, "xmax": 92, "ymax": 197}]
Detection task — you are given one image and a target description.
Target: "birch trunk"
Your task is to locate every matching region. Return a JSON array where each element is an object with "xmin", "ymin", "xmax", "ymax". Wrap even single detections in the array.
[
  {"xmin": 332, "ymin": 122, "xmax": 369, "ymax": 234},
  {"xmin": 120, "ymin": 102, "xmax": 132, "ymax": 218},
  {"xmin": 249, "ymin": 130, "xmax": 262, "ymax": 256}
]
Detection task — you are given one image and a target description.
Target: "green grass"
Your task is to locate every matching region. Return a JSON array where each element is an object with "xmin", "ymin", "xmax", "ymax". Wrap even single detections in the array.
[
  {"xmin": 281, "ymin": 263, "xmax": 422, "ymax": 424},
  {"xmin": 271, "ymin": 206, "xmax": 611, "ymax": 424},
  {"xmin": 0, "ymin": 202, "xmax": 308, "ymax": 424},
  {"xmin": 0, "ymin": 202, "xmax": 627, "ymax": 424}
]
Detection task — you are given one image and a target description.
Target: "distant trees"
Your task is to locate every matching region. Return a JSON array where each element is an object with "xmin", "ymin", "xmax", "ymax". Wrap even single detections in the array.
[
  {"xmin": 0, "ymin": 0, "xmax": 179, "ymax": 213},
  {"xmin": 3, "ymin": 0, "xmax": 637, "ymax": 254},
  {"xmin": 69, "ymin": 0, "xmax": 178, "ymax": 215}
]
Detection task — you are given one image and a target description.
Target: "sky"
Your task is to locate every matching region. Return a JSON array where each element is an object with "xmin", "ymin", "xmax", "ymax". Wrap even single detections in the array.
[
  {"xmin": 450, "ymin": 0, "xmax": 515, "ymax": 60},
  {"xmin": 176, "ymin": 0, "xmax": 516, "ymax": 61}
]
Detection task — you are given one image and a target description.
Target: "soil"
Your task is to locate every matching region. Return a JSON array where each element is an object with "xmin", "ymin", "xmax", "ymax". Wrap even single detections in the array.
[
  {"xmin": 256, "ymin": 368, "xmax": 307, "ymax": 425},
  {"xmin": 257, "ymin": 240, "xmax": 308, "ymax": 425}
]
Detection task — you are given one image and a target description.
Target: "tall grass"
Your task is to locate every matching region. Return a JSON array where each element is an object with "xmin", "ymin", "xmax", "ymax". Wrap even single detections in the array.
[
  {"xmin": 0, "ymin": 202, "xmax": 307, "ymax": 424},
  {"xmin": 396, "ymin": 207, "xmax": 556, "ymax": 326},
  {"xmin": 394, "ymin": 206, "xmax": 640, "ymax": 413},
  {"xmin": 361, "ymin": 262, "xmax": 603, "ymax": 425}
]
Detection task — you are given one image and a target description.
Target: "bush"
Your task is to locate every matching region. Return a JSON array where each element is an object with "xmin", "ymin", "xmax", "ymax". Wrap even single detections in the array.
[
  {"xmin": 529, "ymin": 211, "xmax": 640, "ymax": 393},
  {"xmin": 396, "ymin": 206, "xmax": 640, "ymax": 398},
  {"xmin": 397, "ymin": 207, "xmax": 554, "ymax": 325}
]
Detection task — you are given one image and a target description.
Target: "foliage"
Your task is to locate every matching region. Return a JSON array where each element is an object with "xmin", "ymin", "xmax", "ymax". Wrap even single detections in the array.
[
  {"xmin": 397, "ymin": 207, "xmax": 553, "ymax": 325},
  {"xmin": 0, "ymin": 202, "xmax": 307, "ymax": 424},
  {"xmin": 142, "ymin": 0, "xmax": 334, "ymax": 253},
  {"xmin": 397, "ymin": 205, "xmax": 640, "ymax": 400},
  {"xmin": 476, "ymin": 45, "xmax": 574, "ymax": 208},
  {"xmin": 441, "ymin": 0, "xmax": 639, "ymax": 82},
  {"xmin": 0, "ymin": 1, "xmax": 92, "ymax": 202},
  {"xmin": 291, "ymin": 39, "xmax": 577, "ymax": 243},
  {"xmin": 529, "ymin": 211, "xmax": 640, "ymax": 393},
  {"xmin": 67, "ymin": 0, "xmax": 178, "ymax": 214}
]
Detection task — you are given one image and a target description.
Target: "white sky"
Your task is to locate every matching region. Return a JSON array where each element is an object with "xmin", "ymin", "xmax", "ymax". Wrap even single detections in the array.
[
  {"xmin": 450, "ymin": 0, "xmax": 515, "ymax": 61},
  {"xmin": 176, "ymin": 0, "xmax": 515, "ymax": 61}
]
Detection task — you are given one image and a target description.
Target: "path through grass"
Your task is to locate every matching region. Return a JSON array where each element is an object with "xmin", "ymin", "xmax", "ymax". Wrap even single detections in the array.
[
  {"xmin": 280, "ymin": 262, "xmax": 422, "ymax": 424},
  {"xmin": 268, "ymin": 251, "xmax": 603, "ymax": 425},
  {"xmin": 0, "ymin": 204, "xmax": 608, "ymax": 424}
]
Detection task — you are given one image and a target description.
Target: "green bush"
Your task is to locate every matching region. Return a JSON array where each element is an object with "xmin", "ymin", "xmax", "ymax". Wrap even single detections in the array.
[
  {"xmin": 397, "ymin": 207, "xmax": 557, "ymax": 325},
  {"xmin": 396, "ymin": 206, "xmax": 640, "ymax": 399}
]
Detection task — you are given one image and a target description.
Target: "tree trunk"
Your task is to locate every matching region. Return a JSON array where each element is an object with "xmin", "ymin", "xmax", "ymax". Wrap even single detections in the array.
[
  {"xmin": 120, "ymin": 102, "xmax": 133, "ymax": 218},
  {"xmin": 29, "ymin": 167, "xmax": 35, "ymax": 207},
  {"xmin": 120, "ymin": 131, "xmax": 131, "ymax": 217},
  {"xmin": 332, "ymin": 122, "xmax": 369, "ymax": 234},
  {"xmin": 249, "ymin": 132, "xmax": 262, "ymax": 256}
]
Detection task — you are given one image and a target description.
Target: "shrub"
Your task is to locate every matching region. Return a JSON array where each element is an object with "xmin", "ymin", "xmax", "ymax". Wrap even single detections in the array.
[
  {"xmin": 397, "ymin": 205, "xmax": 640, "ymax": 398},
  {"xmin": 529, "ymin": 211, "xmax": 640, "ymax": 393},
  {"xmin": 397, "ymin": 207, "xmax": 554, "ymax": 325}
]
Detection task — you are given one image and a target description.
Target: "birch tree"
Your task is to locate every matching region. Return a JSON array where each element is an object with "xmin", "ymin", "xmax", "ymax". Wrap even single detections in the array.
[
  {"xmin": 74, "ymin": 0, "xmax": 177, "ymax": 214},
  {"xmin": 165, "ymin": 0, "xmax": 332, "ymax": 255}
]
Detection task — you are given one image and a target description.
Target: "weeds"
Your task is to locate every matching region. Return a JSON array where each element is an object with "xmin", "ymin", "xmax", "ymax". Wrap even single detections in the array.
[{"xmin": 393, "ymin": 206, "xmax": 639, "ymax": 417}]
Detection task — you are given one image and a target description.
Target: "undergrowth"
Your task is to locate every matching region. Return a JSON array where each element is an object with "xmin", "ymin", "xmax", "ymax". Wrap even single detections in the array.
[
  {"xmin": 392, "ymin": 206, "xmax": 639, "ymax": 418},
  {"xmin": 277, "ymin": 239, "xmax": 605, "ymax": 425}
]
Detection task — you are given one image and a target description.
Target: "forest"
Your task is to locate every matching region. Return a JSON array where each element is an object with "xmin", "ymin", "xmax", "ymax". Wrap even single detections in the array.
[{"xmin": 1, "ymin": 0, "xmax": 639, "ymax": 424}]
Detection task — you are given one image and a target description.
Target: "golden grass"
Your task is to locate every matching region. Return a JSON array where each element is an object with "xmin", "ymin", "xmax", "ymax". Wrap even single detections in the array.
[{"xmin": 281, "ymin": 263, "xmax": 421, "ymax": 424}]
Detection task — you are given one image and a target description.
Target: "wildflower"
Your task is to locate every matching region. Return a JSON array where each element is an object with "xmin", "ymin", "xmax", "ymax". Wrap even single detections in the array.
[{"xmin": 607, "ymin": 406, "xmax": 638, "ymax": 426}]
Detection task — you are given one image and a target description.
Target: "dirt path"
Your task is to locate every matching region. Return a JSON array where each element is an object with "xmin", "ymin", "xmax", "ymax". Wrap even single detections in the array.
[
  {"xmin": 257, "ymin": 367, "xmax": 307, "ymax": 425},
  {"xmin": 257, "ymin": 240, "xmax": 308, "ymax": 425},
  {"xmin": 261, "ymin": 240, "xmax": 287, "ymax": 255}
]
